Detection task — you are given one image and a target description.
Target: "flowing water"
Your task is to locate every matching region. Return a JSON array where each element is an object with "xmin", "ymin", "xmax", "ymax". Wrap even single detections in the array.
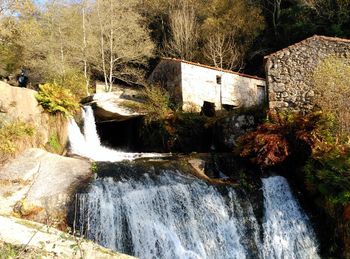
[
  {"xmin": 68, "ymin": 106, "xmax": 165, "ymax": 162},
  {"xmin": 69, "ymin": 106, "xmax": 321, "ymax": 259}
]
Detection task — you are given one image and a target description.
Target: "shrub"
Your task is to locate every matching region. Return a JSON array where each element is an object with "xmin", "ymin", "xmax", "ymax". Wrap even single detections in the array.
[
  {"xmin": 0, "ymin": 120, "xmax": 36, "ymax": 164},
  {"xmin": 46, "ymin": 133, "xmax": 62, "ymax": 154},
  {"xmin": 48, "ymin": 70, "xmax": 89, "ymax": 101},
  {"xmin": 36, "ymin": 83, "xmax": 79, "ymax": 116},
  {"xmin": 140, "ymin": 85, "xmax": 173, "ymax": 123},
  {"xmin": 238, "ymin": 111, "xmax": 337, "ymax": 167},
  {"xmin": 313, "ymin": 56, "xmax": 350, "ymax": 136}
]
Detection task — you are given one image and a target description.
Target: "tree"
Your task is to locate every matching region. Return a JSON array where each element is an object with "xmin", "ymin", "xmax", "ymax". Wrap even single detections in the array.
[
  {"xmin": 201, "ymin": 0, "xmax": 265, "ymax": 70},
  {"xmin": 92, "ymin": 0, "xmax": 154, "ymax": 92},
  {"xmin": 165, "ymin": 0, "xmax": 199, "ymax": 60}
]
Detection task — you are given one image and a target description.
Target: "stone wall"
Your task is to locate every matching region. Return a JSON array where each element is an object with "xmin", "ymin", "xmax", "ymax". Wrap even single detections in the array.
[
  {"xmin": 148, "ymin": 59, "xmax": 183, "ymax": 105},
  {"xmin": 266, "ymin": 35, "xmax": 350, "ymax": 113}
]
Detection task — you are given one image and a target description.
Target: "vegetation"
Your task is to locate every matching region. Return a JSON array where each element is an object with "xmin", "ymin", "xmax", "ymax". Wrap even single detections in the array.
[
  {"xmin": 46, "ymin": 133, "xmax": 62, "ymax": 154},
  {"xmin": 138, "ymin": 84, "xmax": 173, "ymax": 123},
  {"xmin": 0, "ymin": 241, "xmax": 49, "ymax": 259},
  {"xmin": 0, "ymin": 120, "xmax": 36, "ymax": 164},
  {"xmin": 313, "ymin": 56, "xmax": 350, "ymax": 136},
  {"xmin": 35, "ymin": 83, "xmax": 79, "ymax": 116},
  {"xmin": 0, "ymin": 0, "xmax": 349, "ymax": 84}
]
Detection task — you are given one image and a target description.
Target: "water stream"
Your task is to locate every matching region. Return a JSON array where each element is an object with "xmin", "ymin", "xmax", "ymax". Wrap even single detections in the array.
[
  {"xmin": 69, "ymin": 106, "xmax": 321, "ymax": 259},
  {"xmin": 68, "ymin": 106, "xmax": 164, "ymax": 162}
]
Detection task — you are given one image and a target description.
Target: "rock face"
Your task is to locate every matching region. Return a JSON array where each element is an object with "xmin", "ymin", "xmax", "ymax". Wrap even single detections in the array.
[
  {"xmin": 0, "ymin": 148, "xmax": 92, "ymax": 226},
  {"xmin": 0, "ymin": 81, "xmax": 68, "ymax": 155},
  {"xmin": 215, "ymin": 114, "xmax": 255, "ymax": 150},
  {"xmin": 265, "ymin": 35, "xmax": 350, "ymax": 114},
  {"xmin": 83, "ymin": 92, "xmax": 144, "ymax": 122},
  {"xmin": 0, "ymin": 215, "xmax": 135, "ymax": 258},
  {"xmin": 0, "ymin": 81, "xmax": 43, "ymax": 123}
]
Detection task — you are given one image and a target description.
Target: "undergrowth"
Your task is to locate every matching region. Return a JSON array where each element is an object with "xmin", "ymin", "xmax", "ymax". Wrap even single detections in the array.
[
  {"xmin": 0, "ymin": 241, "xmax": 49, "ymax": 259},
  {"xmin": 0, "ymin": 120, "xmax": 36, "ymax": 164},
  {"xmin": 36, "ymin": 83, "xmax": 79, "ymax": 116}
]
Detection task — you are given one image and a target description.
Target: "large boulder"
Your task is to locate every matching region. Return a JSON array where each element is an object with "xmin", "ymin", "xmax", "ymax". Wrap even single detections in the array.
[
  {"xmin": 0, "ymin": 148, "xmax": 92, "ymax": 226},
  {"xmin": 83, "ymin": 92, "xmax": 145, "ymax": 122},
  {"xmin": 0, "ymin": 81, "xmax": 43, "ymax": 124}
]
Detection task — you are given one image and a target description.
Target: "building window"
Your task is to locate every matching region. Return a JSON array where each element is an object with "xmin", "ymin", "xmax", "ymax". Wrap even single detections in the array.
[{"xmin": 216, "ymin": 75, "xmax": 222, "ymax": 84}]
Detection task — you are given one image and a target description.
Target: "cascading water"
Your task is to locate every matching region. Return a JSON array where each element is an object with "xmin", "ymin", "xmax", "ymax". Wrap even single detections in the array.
[
  {"xmin": 76, "ymin": 170, "xmax": 260, "ymax": 259},
  {"xmin": 76, "ymin": 169, "xmax": 320, "ymax": 259},
  {"xmin": 70, "ymin": 105, "xmax": 320, "ymax": 259},
  {"xmin": 262, "ymin": 176, "xmax": 320, "ymax": 259},
  {"xmin": 68, "ymin": 106, "xmax": 164, "ymax": 162}
]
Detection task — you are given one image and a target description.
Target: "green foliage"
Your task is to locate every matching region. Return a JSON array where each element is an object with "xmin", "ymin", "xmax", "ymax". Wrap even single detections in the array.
[
  {"xmin": 140, "ymin": 85, "xmax": 173, "ymax": 124},
  {"xmin": 36, "ymin": 83, "xmax": 79, "ymax": 116},
  {"xmin": 91, "ymin": 162, "xmax": 97, "ymax": 174},
  {"xmin": 46, "ymin": 133, "xmax": 62, "ymax": 154},
  {"xmin": 313, "ymin": 56, "xmax": 350, "ymax": 136},
  {"xmin": 49, "ymin": 70, "xmax": 88, "ymax": 101},
  {"xmin": 304, "ymin": 149, "xmax": 350, "ymax": 208}
]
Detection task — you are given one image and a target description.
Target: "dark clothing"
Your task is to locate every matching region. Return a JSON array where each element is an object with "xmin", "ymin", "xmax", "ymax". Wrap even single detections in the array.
[{"xmin": 17, "ymin": 72, "xmax": 28, "ymax": 88}]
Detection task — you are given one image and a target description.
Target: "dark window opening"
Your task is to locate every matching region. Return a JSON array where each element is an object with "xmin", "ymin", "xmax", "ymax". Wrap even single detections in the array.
[
  {"xmin": 201, "ymin": 101, "xmax": 216, "ymax": 117},
  {"xmin": 222, "ymin": 104, "xmax": 236, "ymax": 111},
  {"xmin": 216, "ymin": 75, "xmax": 222, "ymax": 84},
  {"xmin": 257, "ymin": 85, "xmax": 266, "ymax": 105}
]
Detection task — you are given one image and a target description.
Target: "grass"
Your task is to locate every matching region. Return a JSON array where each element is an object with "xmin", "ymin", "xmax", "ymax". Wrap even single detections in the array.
[
  {"xmin": 0, "ymin": 241, "xmax": 50, "ymax": 259},
  {"xmin": 0, "ymin": 120, "xmax": 37, "ymax": 165}
]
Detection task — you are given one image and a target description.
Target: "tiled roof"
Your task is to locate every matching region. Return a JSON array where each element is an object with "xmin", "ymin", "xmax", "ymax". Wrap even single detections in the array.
[
  {"xmin": 264, "ymin": 35, "xmax": 350, "ymax": 59},
  {"xmin": 161, "ymin": 57, "xmax": 265, "ymax": 81}
]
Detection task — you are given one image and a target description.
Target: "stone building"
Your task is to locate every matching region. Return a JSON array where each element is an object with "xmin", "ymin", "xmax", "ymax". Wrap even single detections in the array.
[
  {"xmin": 149, "ymin": 58, "xmax": 266, "ymax": 112},
  {"xmin": 265, "ymin": 35, "xmax": 350, "ymax": 113}
]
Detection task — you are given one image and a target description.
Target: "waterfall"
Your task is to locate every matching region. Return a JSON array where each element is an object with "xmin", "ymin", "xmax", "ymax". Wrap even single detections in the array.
[
  {"xmin": 262, "ymin": 176, "xmax": 320, "ymax": 259},
  {"xmin": 68, "ymin": 106, "xmax": 164, "ymax": 162},
  {"xmin": 76, "ymin": 170, "xmax": 320, "ymax": 259}
]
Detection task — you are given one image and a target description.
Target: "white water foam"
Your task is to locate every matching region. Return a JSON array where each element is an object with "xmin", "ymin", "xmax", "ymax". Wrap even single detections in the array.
[
  {"xmin": 77, "ymin": 173, "xmax": 320, "ymax": 259},
  {"xmin": 77, "ymin": 173, "xmax": 255, "ymax": 259},
  {"xmin": 262, "ymin": 176, "xmax": 320, "ymax": 259},
  {"xmin": 68, "ymin": 106, "xmax": 164, "ymax": 162}
]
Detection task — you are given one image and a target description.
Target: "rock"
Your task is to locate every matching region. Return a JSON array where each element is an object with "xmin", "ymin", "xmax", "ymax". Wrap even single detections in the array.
[
  {"xmin": 215, "ymin": 114, "xmax": 255, "ymax": 150},
  {"xmin": 83, "ymin": 92, "xmax": 145, "ymax": 122},
  {"xmin": 188, "ymin": 158, "xmax": 206, "ymax": 177},
  {"xmin": 0, "ymin": 81, "xmax": 69, "ymax": 155},
  {"xmin": 0, "ymin": 215, "xmax": 135, "ymax": 258},
  {"xmin": 0, "ymin": 148, "xmax": 92, "ymax": 225},
  {"xmin": 0, "ymin": 81, "xmax": 43, "ymax": 124}
]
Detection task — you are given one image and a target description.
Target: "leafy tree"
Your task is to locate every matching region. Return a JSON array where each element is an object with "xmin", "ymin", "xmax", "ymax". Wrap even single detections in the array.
[{"xmin": 313, "ymin": 56, "xmax": 350, "ymax": 136}]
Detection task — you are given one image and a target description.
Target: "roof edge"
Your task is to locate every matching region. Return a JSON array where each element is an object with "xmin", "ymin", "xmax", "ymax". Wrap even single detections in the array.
[
  {"xmin": 264, "ymin": 35, "xmax": 350, "ymax": 60},
  {"xmin": 160, "ymin": 57, "xmax": 265, "ymax": 81}
]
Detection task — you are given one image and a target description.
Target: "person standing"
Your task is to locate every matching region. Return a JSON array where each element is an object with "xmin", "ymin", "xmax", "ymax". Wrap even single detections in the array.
[{"xmin": 17, "ymin": 69, "xmax": 28, "ymax": 88}]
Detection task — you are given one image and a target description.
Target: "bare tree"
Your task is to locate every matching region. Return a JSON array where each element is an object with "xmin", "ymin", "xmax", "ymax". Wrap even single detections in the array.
[
  {"xmin": 80, "ymin": 0, "xmax": 90, "ymax": 94},
  {"xmin": 165, "ymin": 0, "xmax": 198, "ymax": 61},
  {"xmin": 204, "ymin": 32, "xmax": 243, "ymax": 71},
  {"xmin": 261, "ymin": 0, "xmax": 282, "ymax": 37},
  {"xmin": 93, "ymin": 0, "xmax": 154, "ymax": 92}
]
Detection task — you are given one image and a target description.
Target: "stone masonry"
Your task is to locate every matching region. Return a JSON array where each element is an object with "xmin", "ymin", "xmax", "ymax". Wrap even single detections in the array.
[{"xmin": 265, "ymin": 35, "xmax": 350, "ymax": 113}]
